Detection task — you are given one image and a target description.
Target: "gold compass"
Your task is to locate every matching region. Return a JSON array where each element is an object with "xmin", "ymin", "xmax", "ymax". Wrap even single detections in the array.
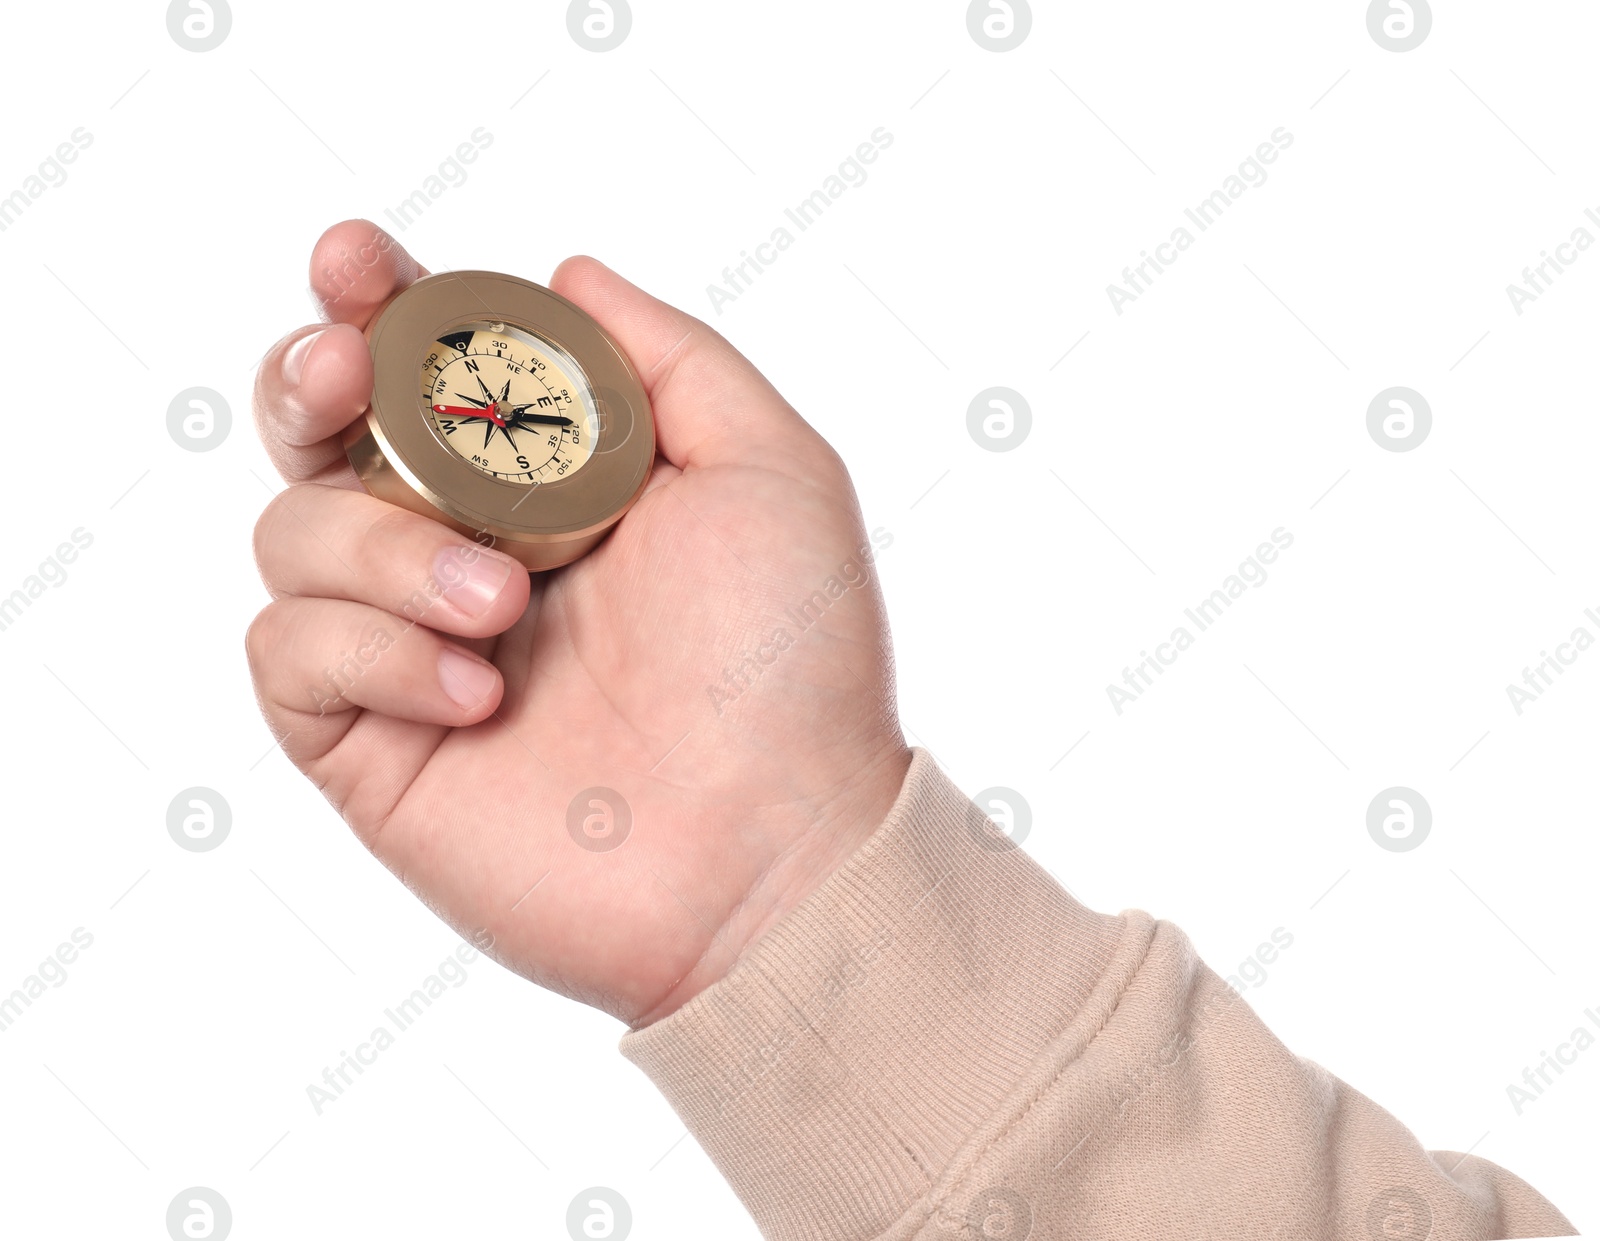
[{"xmin": 344, "ymin": 271, "xmax": 655, "ymax": 571}]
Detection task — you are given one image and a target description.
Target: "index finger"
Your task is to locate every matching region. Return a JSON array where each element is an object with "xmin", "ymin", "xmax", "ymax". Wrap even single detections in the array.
[{"xmin": 309, "ymin": 218, "xmax": 430, "ymax": 328}]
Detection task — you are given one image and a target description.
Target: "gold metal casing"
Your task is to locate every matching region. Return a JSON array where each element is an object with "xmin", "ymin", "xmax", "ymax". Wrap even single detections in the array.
[{"xmin": 344, "ymin": 271, "xmax": 656, "ymax": 571}]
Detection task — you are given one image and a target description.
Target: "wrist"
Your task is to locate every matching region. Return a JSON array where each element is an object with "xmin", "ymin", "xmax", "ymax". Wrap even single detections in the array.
[{"xmin": 630, "ymin": 741, "xmax": 913, "ymax": 1027}]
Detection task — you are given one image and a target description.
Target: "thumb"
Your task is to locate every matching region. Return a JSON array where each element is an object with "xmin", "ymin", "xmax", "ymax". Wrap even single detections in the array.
[{"xmin": 548, "ymin": 256, "xmax": 820, "ymax": 472}]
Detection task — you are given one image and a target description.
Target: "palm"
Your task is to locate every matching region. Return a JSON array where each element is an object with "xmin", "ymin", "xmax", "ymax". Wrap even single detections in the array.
[{"xmin": 335, "ymin": 449, "xmax": 896, "ymax": 1021}]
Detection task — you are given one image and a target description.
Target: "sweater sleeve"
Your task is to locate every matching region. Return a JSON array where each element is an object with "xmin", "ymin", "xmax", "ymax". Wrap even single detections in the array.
[{"xmin": 618, "ymin": 749, "xmax": 1576, "ymax": 1241}]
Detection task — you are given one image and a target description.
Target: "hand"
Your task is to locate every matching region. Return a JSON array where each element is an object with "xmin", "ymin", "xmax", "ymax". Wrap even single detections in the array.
[{"xmin": 248, "ymin": 221, "xmax": 910, "ymax": 1025}]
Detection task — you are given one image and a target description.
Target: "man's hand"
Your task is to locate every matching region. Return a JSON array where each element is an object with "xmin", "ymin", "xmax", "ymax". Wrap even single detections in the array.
[{"xmin": 247, "ymin": 221, "xmax": 910, "ymax": 1026}]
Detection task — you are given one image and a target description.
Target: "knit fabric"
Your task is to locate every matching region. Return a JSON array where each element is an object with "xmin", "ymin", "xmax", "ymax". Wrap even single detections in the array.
[{"xmin": 620, "ymin": 750, "xmax": 1575, "ymax": 1240}]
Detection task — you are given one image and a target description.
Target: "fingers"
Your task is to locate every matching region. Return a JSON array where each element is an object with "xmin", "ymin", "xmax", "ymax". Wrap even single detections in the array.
[
  {"xmin": 266, "ymin": 233, "xmax": 830, "ymax": 489},
  {"xmin": 254, "ymin": 485, "xmax": 530, "ymax": 639},
  {"xmin": 253, "ymin": 221, "xmax": 430, "ymax": 488},
  {"xmin": 246, "ymin": 596, "xmax": 504, "ymax": 734},
  {"xmin": 309, "ymin": 219, "xmax": 428, "ymax": 327},
  {"xmin": 548, "ymin": 256, "xmax": 825, "ymax": 473},
  {"xmin": 253, "ymin": 322, "xmax": 372, "ymax": 487}
]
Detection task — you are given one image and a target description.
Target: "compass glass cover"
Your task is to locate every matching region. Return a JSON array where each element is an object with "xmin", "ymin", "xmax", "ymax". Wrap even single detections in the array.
[{"xmin": 419, "ymin": 320, "xmax": 600, "ymax": 485}]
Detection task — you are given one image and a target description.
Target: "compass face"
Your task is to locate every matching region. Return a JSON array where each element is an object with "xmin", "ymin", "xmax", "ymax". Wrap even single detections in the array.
[{"xmin": 420, "ymin": 320, "xmax": 599, "ymax": 485}]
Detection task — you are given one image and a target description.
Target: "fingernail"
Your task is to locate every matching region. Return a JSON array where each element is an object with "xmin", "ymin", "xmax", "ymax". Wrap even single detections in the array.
[
  {"xmin": 282, "ymin": 328, "xmax": 326, "ymax": 387},
  {"xmin": 438, "ymin": 649, "xmax": 498, "ymax": 711},
  {"xmin": 436, "ymin": 546, "xmax": 515, "ymax": 617}
]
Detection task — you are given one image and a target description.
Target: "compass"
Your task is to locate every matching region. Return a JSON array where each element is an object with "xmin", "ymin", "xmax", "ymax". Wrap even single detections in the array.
[{"xmin": 344, "ymin": 271, "xmax": 656, "ymax": 571}]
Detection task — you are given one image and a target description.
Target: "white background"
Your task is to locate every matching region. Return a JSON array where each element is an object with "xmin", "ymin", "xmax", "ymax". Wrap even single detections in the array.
[{"xmin": 1, "ymin": 0, "xmax": 1595, "ymax": 1236}]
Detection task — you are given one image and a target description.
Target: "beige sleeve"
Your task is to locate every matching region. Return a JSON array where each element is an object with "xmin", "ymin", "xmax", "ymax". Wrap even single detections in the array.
[{"xmin": 620, "ymin": 750, "xmax": 1576, "ymax": 1241}]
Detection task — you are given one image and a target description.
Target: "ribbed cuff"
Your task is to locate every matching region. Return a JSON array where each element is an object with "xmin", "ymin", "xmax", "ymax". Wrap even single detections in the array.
[{"xmin": 619, "ymin": 749, "xmax": 1129, "ymax": 1241}]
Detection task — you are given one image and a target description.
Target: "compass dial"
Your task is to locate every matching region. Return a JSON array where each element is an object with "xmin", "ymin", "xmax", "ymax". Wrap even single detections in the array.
[{"xmin": 420, "ymin": 320, "xmax": 599, "ymax": 484}]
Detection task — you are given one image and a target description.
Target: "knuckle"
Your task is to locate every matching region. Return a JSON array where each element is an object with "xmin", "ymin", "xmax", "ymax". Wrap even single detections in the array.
[
  {"xmin": 250, "ymin": 503, "xmax": 280, "ymax": 580},
  {"xmin": 244, "ymin": 601, "xmax": 286, "ymax": 671},
  {"xmin": 788, "ymin": 429, "xmax": 852, "ymax": 492},
  {"xmin": 250, "ymin": 328, "xmax": 303, "ymax": 414},
  {"xmin": 814, "ymin": 438, "xmax": 850, "ymax": 483},
  {"xmin": 252, "ymin": 485, "xmax": 323, "ymax": 594},
  {"xmin": 361, "ymin": 503, "xmax": 430, "ymax": 570}
]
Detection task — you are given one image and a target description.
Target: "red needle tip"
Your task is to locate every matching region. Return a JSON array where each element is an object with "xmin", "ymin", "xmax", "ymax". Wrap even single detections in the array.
[{"xmin": 433, "ymin": 404, "xmax": 506, "ymax": 426}]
